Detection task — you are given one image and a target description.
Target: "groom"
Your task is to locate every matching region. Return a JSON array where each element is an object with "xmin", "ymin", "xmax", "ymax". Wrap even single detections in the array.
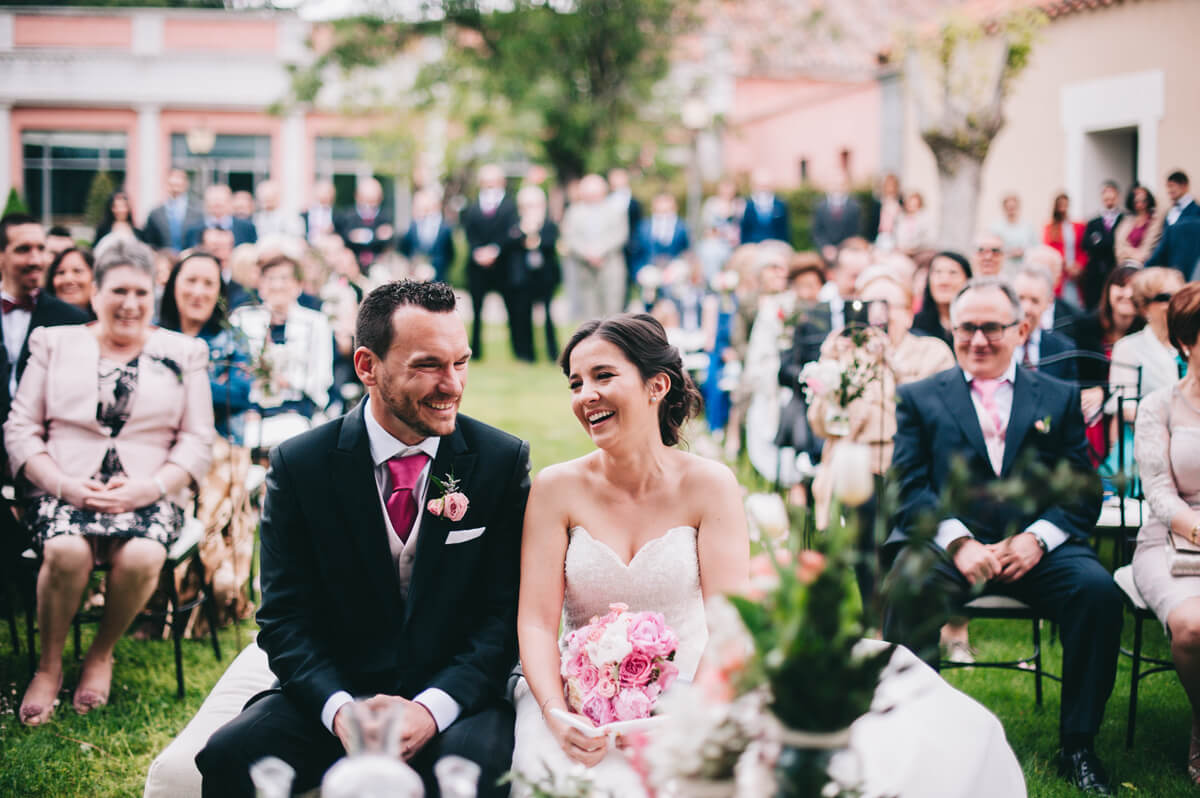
[{"xmin": 197, "ymin": 280, "xmax": 531, "ymax": 797}]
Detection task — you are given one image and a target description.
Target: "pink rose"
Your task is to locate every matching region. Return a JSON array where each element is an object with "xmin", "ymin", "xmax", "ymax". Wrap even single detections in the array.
[
  {"xmin": 628, "ymin": 612, "xmax": 677, "ymax": 659},
  {"xmin": 644, "ymin": 682, "xmax": 661, "ymax": 701},
  {"xmin": 577, "ymin": 663, "xmax": 600, "ymax": 693},
  {"xmin": 612, "ymin": 687, "xmax": 652, "ymax": 721},
  {"xmin": 426, "ymin": 497, "xmax": 444, "ymax": 517},
  {"xmin": 581, "ymin": 693, "xmax": 616, "ymax": 726},
  {"xmin": 444, "ymin": 492, "xmax": 469, "ymax": 522},
  {"xmin": 562, "ymin": 649, "xmax": 589, "ymax": 680},
  {"xmin": 618, "ymin": 652, "xmax": 655, "ymax": 687},
  {"xmin": 655, "ymin": 659, "xmax": 679, "ymax": 692},
  {"xmin": 595, "ymin": 674, "xmax": 618, "ymax": 699}
]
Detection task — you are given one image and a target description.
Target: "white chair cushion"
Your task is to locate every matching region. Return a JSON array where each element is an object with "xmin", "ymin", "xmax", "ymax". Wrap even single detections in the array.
[
  {"xmin": 143, "ymin": 640, "xmax": 275, "ymax": 798},
  {"xmin": 1113, "ymin": 565, "xmax": 1149, "ymax": 610}
]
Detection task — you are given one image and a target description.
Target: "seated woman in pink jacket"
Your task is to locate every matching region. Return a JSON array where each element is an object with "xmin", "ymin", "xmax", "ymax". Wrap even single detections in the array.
[{"xmin": 9, "ymin": 237, "xmax": 213, "ymax": 726}]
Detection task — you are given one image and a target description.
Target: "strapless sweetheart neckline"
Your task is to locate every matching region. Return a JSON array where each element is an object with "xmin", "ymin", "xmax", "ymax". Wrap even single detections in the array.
[{"xmin": 568, "ymin": 525, "xmax": 697, "ymax": 569}]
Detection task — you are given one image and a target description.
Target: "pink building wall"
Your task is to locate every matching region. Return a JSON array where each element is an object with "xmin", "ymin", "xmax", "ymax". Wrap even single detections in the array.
[
  {"xmin": 161, "ymin": 18, "xmax": 277, "ymax": 52},
  {"xmin": 13, "ymin": 15, "xmax": 132, "ymax": 48},
  {"xmin": 723, "ymin": 76, "xmax": 881, "ymax": 189}
]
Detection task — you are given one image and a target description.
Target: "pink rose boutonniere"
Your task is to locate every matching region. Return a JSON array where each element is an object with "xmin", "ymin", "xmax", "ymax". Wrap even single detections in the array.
[
  {"xmin": 1034, "ymin": 415, "xmax": 1052, "ymax": 435},
  {"xmin": 427, "ymin": 471, "xmax": 469, "ymax": 522}
]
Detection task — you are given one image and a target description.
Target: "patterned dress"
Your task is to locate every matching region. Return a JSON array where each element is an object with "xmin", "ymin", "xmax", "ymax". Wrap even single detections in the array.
[{"xmin": 29, "ymin": 355, "xmax": 183, "ymax": 551}]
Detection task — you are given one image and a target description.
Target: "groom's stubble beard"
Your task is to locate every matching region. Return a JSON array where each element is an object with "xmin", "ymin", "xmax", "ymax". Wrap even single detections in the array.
[{"xmin": 376, "ymin": 376, "xmax": 460, "ymax": 440}]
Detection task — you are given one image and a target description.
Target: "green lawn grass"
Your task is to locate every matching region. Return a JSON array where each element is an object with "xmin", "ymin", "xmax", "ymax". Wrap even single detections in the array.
[{"xmin": 0, "ymin": 324, "xmax": 1194, "ymax": 796}]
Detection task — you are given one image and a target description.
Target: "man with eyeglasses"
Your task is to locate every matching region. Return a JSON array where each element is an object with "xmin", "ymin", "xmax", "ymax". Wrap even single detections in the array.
[
  {"xmin": 972, "ymin": 233, "xmax": 1007, "ymax": 277},
  {"xmin": 1013, "ymin": 265, "xmax": 1078, "ymax": 383},
  {"xmin": 883, "ymin": 276, "xmax": 1121, "ymax": 795}
]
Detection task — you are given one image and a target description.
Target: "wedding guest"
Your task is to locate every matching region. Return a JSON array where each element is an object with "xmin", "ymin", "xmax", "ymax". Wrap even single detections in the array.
[
  {"xmin": 231, "ymin": 191, "xmax": 256, "ymax": 221},
  {"xmin": 301, "ymin": 180, "xmax": 338, "ymax": 245},
  {"xmin": 45, "ymin": 247, "xmax": 95, "ymax": 316},
  {"xmin": 868, "ymin": 174, "xmax": 902, "ymax": 246},
  {"xmin": 10, "ymin": 237, "xmax": 214, "ymax": 726},
  {"xmin": 992, "ymin": 193, "xmax": 1037, "ymax": 271},
  {"xmin": 973, "ymin": 233, "xmax": 1007, "ymax": 277},
  {"xmin": 510, "ymin": 185, "xmax": 560, "ymax": 362},
  {"xmin": 463, "ymin": 165, "xmax": 520, "ymax": 357},
  {"xmin": 1114, "ymin": 184, "xmax": 1164, "ymax": 267},
  {"xmin": 811, "ymin": 174, "xmax": 858, "ymax": 263},
  {"xmin": 741, "ymin": 169, "xmax": 791, "ymax": 246},
  {"xmin": 397, "ymin": 189, "xmax": 455, "ymax": 284},
  {"xmin": 144, "ymin": 169, "xmax": 203, "ymax": 253},
  {"xmin": 884, "ymin": 276, "xmax": 1120, "ymax": 795},
  {"xmin": 893, "ymin": 191, "xmax": 933, "ymax": 254},
  {"xmin": 92, "ymin": 191, "xmax": 144, "ymax": 247},
  {"xmin": 230, "ymin": 255, "xmax": 333, "ymax": 443},
  {"xmin": 807, "ymin": 269, "xmax": 954, "ymax": 603},
  {"xmin": 158, "ymin": 251, "xmax": 253, "ymax": 444},
  {"xmin": 1025, "ymin": 245, "xmax": 1082, "ymax": 339},
  {"xmin": 336, "ymin": 178, "xmax": 393, "ymax": 271},
  {"xmin": 1043, "ymin": 193, "xmax": 1088, "ymax": 308},
  {"xmin": 1148, "ymin": 171, "xmax": 1200, "ymax": 278},
  {"xmin": 632, "ymin": 193, "xmax": 690, "ymax": 276},
  {"xmin": 198, "ymin": 227, "xmax": 254, "ymax": 311},
  {"xmin": 1082, "ymin": 181, "xmax": 1124, "ymax": 311},
  {"xmin": 819, "ymin": 246, "xmax": 871, "ymax": 333},
  {"xmin": 1132, "ymin": 282, "xmax": 1200, "ymax": 786},
  {"xmin": 561, "ymin": 173, "xmax": 628, "ymax": 322},
  {"xmin": 1111, "ymin": 267, "xmax": 1186, "ymax": 404},
  {"xmin": 45, "ymin": 226, "xmax": 75, "ymax": 258},
  {"xmin": 185, "ymin": 184, "xmax": 257, "ymax": 249},
  {"xmin": 253, "ymin": 180, "xmax": 305, "ymax": 240},
  {"xmin": 607, "ymin": 167, "xmax": 641, "ymax": 292},
  {"xmin": 1073, "ymin": 264, "xmax": 1143, "ymax": 465},
  {"xmin": 701, "ymin": 178, "xmax": 744, "ymax": 247},
  {"xmin": 911, "ymin": 251, "xmax": 972, "ymax": 346},
  {"xmin": 1012, "ymin": 265, "xmax": 1078, "ymax": 383}
]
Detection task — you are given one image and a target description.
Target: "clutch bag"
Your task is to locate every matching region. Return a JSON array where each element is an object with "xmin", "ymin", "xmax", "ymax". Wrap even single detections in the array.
[{"xmin": 1168, "ymin": 531, "xmax": 1200, "ymax": 577}]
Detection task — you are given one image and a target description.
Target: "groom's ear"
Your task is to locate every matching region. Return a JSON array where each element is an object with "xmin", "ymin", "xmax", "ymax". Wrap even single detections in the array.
[{"xmin": 353, "ymin": 346, "xmax": 378, "ymax": 387}]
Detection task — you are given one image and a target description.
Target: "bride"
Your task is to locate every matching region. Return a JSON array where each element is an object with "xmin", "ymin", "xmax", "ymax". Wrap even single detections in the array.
[{"xmin": 513, "ymin": 313, "xmax": 749, "ymax": 795}]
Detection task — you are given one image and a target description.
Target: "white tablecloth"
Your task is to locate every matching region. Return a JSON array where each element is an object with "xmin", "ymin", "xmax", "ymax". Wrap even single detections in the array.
[{"xmin": 848, "ymin": 640, "xmax": 1027, "ymax": 798}]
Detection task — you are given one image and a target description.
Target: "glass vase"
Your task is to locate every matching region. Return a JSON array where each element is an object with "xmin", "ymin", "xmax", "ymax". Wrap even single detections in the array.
[
  {"xmin": 321, "ymin": 700, "xmax": 426, "ymax": 798},
  {"xmin": 773, "ymin": 726, "xmax": 856, "ymax": 798}
]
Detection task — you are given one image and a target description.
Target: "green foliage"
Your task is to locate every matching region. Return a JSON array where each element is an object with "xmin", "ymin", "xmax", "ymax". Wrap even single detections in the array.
[
  {"xmin": 3, "ymin": 187, "xmax": 28, "ymax": 216},
  {"xmin": 84, "ymin": 172, "xmax": 117, "ymax": 229},
  {"xmin": 289, "ymin": 0, "xmax": 697, "ymax": 184}
]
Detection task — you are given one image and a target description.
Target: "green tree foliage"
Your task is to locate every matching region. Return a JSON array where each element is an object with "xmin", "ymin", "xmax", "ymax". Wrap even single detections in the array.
[
  {"xmin": 289, "ymin": 0, "xmax": 696, "ymax": 184},
  {"xmin": 3, "ymin": 188, "xmax": 28, "ymax": 217},
  {"xmin": 85, "ymin": 171, "xmax": 117, "ymax": 229}
]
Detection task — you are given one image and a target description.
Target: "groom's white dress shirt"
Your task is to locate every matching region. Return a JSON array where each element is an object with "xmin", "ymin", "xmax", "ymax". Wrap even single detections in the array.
[
  {"xmin": 320, "ymin": 397, "xmax": 461, "ymax": 734},
  {"xmin": 933, "ymin": 359, "xmax": 1069, "ymax": 554}
]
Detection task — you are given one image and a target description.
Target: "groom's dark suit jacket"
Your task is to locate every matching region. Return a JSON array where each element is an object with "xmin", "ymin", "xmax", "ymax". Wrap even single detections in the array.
[
  {"xmin": 256, "ymin": 403, "xmax": 531, "ymax": 722},
  {"xmin": 888, "ymin": 364, "xmax": 1101, "ymax": 550}
]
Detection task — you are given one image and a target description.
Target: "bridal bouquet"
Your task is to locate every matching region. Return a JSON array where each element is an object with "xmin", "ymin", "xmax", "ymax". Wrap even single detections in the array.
[{"xmin": 561, "ymin": 603, "xmax": 679, "ymax": 726}]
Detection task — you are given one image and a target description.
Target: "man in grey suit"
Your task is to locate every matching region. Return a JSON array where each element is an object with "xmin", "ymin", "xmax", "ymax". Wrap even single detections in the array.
[{"xmin": 143, "ymin": 169, "xmax": 203, "ymax": 253}]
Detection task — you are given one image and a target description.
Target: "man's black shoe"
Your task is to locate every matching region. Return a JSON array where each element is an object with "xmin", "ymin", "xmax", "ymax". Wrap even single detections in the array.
[{"xmin": 1057, "ymin": 747, "xmax": 1113, "ymax": 795}]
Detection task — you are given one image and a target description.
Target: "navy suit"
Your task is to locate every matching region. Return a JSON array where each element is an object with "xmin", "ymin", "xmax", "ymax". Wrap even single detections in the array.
[
  {"xmin": 740, "ymin": 196, "xmax": 790, "ymax": 244},
  {"xmin": 1147, "ymin": 202, "xmax": 1200, "ymax": 279},
  {"xmin": 184, "ymin": 217, "xmax": 258, "ymax": 249},
  {"xmin": 632, "ymin": 217, "xmax": 689, "ymax": 274},
  {"xmin": 1031, "ymin": 329, "xmax": 1079, "ymax": 385},
  {"xmin": 882, "ymin": 365, "xmax": 1121, "ymax": 740},
  {"xmin": 398, "ymin": 219, "xmax": 456, "ymax": 283},
  {"xmin": 197, "ymin": 407, "xmax": 530, "ymax": 797},
  {"xmin": 1081, "ymin": 212, "xmax": 1122, "ymax": 310},
  {"xmin": 144, "ymin": 200, "xmax": 203, "ymax": 251}
]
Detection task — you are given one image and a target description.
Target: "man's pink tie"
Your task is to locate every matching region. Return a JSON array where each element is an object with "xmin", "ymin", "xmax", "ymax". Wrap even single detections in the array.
[
  {"xmin": 386, "ymin": 453, "xmax": 430, "ymax": 544},
  {"xmin": 971, "ymin": 378, "xmax": 1006, "ymax": 474}
]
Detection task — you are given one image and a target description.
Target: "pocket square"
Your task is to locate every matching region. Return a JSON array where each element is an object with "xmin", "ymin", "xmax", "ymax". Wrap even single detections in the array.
[{"xmin": 445, "ymin": 526, "xmax": 486, "ymax": 545}]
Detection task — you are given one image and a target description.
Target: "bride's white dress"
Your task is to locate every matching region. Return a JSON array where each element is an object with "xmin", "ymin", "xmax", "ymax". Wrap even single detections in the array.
[{"xmin": 512, "ymin": 525, "xmax": 708, "ymax": 797}]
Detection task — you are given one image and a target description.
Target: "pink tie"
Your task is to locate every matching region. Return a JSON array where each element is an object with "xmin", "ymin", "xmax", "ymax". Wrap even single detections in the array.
[
  {"xmin": 386, "ymin": 453, "xmax": 430, "ymax": 544},
  {"xmin": 971, "ymin": 378, "xmax": 1006, "ymax": 474}
]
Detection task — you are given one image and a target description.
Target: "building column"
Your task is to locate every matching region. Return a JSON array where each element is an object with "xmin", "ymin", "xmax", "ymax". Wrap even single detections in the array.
[
  {"xmin": 1137, "ymin": 116, "xmax": 1159, "ymax": 191},
  {"xmin": 281, "ymin": 110, "xmax": 305, "ymax": 217},
  {"xmin": 0, "ymin": 104, "xmax": 12, "ymax": 207},
  {"xmin": 137, "ymin": 104, "xmax": 160, "ymax": 224}
]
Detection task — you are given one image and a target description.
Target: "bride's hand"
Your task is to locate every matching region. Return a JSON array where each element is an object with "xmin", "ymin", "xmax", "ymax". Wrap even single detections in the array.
[{"xmin": 547, "ymin": 712, "xmax": 608, "ymax": 768}]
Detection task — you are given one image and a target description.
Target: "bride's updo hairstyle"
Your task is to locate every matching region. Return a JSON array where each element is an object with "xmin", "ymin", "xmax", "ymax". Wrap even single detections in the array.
[{"xmin": 560, "ymin": 313, "xmax": 703, "ymax": 446}]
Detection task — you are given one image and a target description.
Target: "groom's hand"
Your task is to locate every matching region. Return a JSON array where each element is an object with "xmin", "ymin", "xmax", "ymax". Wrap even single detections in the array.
[{"xmin": 362, "ymin": 695, "xmax": 438, "ymax": 760}]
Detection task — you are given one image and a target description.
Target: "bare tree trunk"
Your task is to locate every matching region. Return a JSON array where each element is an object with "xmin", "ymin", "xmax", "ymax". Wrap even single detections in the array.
[{"xmin": 932, "ymin": 147, "xmax": 983, "ymax": 254}]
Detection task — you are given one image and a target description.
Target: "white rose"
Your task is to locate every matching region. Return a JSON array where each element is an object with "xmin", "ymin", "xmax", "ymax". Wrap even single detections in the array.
[{"xmin": 587, "ymin": 614, "xmax": 634, "ymax": 665}]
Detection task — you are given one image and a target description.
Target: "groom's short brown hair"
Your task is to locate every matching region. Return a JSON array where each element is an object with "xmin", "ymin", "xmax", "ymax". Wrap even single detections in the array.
[{"xmin": 356, "ymin": 279, "xmax": 457, "ymax": 357}]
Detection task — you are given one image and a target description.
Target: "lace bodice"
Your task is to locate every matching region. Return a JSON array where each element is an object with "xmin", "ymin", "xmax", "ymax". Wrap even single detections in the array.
[
  {"xmin": 1136, "ymin": 386, "xmax": 1200, "ymax": 534},
  {"xmin": 562, "ymin": 526, "xmax": 708, "ymax": 679}
]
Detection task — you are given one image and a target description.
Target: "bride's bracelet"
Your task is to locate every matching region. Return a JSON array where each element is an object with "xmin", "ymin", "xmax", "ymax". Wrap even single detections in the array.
[{"xmin": 540, "ymin": 696, "xmax": 558, "ymax": 718}]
